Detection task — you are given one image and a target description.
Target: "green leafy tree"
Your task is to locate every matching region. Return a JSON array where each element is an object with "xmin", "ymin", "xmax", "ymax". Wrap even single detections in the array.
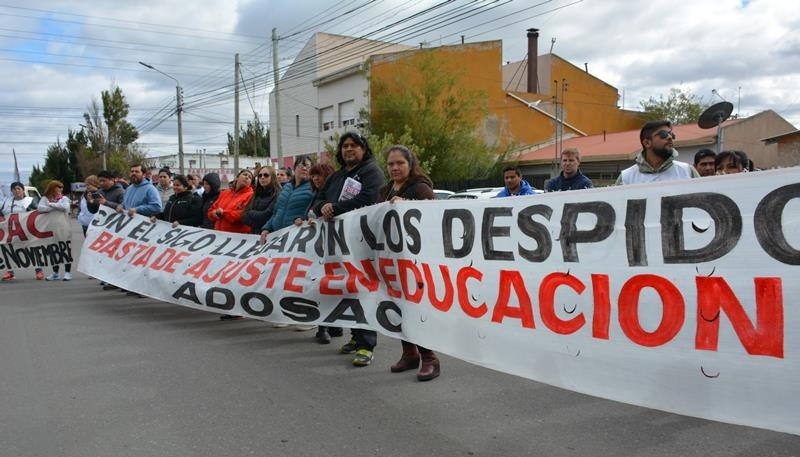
[
  {"xmin": 227, "ymin": 116, "xmax": 270, "ymax": 157},
  {"xmin": 29, "ymin": 139, "xmax": 80, "ymax": 192},
  {"xmin": 30, "ymin": 85, "xmax": 147, "ymax": 189},
  {"xmin": 78, "ymin": 85, "xmax": 144, "ymax": 176},
  {"xmin": 640, "ymin": 88, "xmax": 706, "ymax": 124},
  {"xmin": 365, "ymin": 52, "xmax": 499, "ymax": 182}
]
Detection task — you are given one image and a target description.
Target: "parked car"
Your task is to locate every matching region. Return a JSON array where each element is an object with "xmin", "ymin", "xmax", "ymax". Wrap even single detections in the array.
[
  {"xmin": 447, "ymin": 187, "xmax": 504, "ymax": 199},
  {"xmin": 433, "ymin": 189, "xmax": 455, "ymax": 200}
]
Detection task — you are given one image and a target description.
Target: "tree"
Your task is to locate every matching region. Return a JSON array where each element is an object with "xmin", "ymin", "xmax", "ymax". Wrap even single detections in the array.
[
  {"xmin": 227, "ymin": 116, "xmax": 270, "ymax": 157},
  {"xmin": 365, "ymin": 52, "xmax": 499, "ymax": 182},
  {"xmin": 29, "ymin": 85, "xmax": 147, "ymax": 190},
  {"xmin": 78, "ymin": 85, "xmax": 145, "ymax": 176},
  {"xmin": 29, "ymin": 139, "xmax": 80, "ymax": 192},
  {"xmin": 640, "ymin": 88, "xmax": 706, "ymax": 124}
]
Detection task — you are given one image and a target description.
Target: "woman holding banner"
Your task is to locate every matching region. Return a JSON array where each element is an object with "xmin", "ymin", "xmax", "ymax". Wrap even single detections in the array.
[
  {"xmin": 1, "ymin": 181, "xmax": 44, "ymax": 281},
  {"xmin": 380, "ymin": 145, "xmax": 440, "ymax": 381},
  {"xmin": 260, "ymin": 155, "xmax": 315, "ymax": 330},
  {"xmin": 37, "ymin": 180, "xmax": 73, "ymax": 281},
  {"xmin": 241, "ymin": 165, "xmax": 281, "ymax": 234}
]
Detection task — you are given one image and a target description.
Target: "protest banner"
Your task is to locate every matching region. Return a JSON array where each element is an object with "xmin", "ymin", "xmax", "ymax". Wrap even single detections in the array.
[
  {"xmin": 79, "ymin": 169, "xmax": 800, "ymax": 435},
  {"xmin": 0, "ymin": 210, "xmax": 73, "ymax": 271}
]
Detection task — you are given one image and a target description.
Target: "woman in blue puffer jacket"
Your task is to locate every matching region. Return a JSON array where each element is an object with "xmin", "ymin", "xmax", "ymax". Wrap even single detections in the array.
[{"xmin": 260, "ymin": 155, "xmax": 313, "ymax": 236}]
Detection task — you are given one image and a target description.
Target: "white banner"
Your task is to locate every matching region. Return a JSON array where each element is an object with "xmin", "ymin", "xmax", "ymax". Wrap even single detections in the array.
[
  {"xmin": 79, "ymin": 169, "xmax": 800, "ymax": 435},
  {"xmin": 0, "ymin": 210, "xmax": 73, "ymax": 271}
]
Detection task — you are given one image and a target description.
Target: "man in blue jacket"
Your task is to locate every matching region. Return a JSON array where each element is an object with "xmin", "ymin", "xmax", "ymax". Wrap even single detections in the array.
[
  {"xmin": 496, "ymin": 166, "xmax": 536, "ymax": 197},
  {"xmin": 546, "ymin": 147, "xmax": 593, "ymax": 192},
  {"xmin": 118, "ymin": 164, "xmax": 163, "ymax": 217},
  {"xmin": 111, "ymin": 164, "xmax": 162, "ymax": 297}
]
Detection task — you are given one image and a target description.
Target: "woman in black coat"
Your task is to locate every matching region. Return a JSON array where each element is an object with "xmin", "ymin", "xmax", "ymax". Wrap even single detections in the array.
[
  {"xmin": 199, "ymin": 173, "xmax": 221, "ymax": 229},
  {"xmin": 241, "ymin": 165, "xmax": 282, "ymax": 233},
  {"xmin": 154, "ymin": 175, "xmax": 202, "ymax": 227}
]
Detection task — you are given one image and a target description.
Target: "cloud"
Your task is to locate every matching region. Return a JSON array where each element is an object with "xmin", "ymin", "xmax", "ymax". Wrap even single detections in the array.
[{"xmin": 0, "ymin": 0, "xmax": 797, "ymax": 184}]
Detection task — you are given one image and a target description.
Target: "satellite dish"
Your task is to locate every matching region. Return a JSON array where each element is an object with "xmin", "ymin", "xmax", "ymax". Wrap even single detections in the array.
[
  {"xmin": 698, "ymin": 101, "xmax": 734, "ymax": 129},
  {"xmin": 697, "ymin": 101, "xmax": 734, "ymax": 153}
]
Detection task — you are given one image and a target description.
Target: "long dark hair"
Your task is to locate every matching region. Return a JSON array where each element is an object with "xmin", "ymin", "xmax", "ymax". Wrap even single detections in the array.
[
  {"xmin": 335, "ymin": 132, "xmax": 373, "ymax": 167},
  {"xmin": 384, "ymin": 144, "xmax": 429, "ymax": 185}
]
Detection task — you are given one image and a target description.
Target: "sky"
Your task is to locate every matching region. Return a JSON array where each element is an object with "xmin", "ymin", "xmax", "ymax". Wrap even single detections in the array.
[{"xmin": 0, "ymin": 0, "xmax": 798, "ymax": 190}]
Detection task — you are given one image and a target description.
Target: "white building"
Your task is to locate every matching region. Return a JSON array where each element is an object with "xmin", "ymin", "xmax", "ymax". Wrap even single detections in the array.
[
  {"xmin": 269, "ymin": 32, "xmax": 411, "ymax": 164},
  {"xmin": 148, "ymin": 152, "xmax": 275, "ymax": 184}
]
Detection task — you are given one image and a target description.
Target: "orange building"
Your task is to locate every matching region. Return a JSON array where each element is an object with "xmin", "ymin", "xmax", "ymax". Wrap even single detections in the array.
[{"xmin": 368, "ymin": 29, "xmax": 641, "ymax": 159}]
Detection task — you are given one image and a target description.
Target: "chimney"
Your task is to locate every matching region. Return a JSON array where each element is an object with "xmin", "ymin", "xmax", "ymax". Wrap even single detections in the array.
[{"xmin": 526, "ymin": 28, "xmax": 539, "ymax": 93}]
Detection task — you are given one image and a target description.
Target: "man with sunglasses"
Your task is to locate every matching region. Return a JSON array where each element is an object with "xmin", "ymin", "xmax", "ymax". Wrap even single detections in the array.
[{"xmin": 616, "ymin": 120, "xmax": 699, "ymax": 185}]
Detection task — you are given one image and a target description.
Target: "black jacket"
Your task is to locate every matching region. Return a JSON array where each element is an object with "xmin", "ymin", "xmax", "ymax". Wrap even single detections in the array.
[
  {"xmin": 240, "ymin": 189, "xmax": 279, "ymax": 233},
  {"xmin": 89, "ymin": 182, "xmax": 125, "ymax": 212},
  {"xmin": 158, "ymin": 191, "xmax": 202, "ymax": 226},
  {"xmin": 312, "ymin": 155, "xmax": 385, "ymax": 217},
  {"xmin": 200, "ymin": 173, "xmax": 221, "ymax": 229}
]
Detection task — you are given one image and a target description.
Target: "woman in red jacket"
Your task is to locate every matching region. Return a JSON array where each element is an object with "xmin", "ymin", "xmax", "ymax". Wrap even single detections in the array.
[{"xmin": 207, "ymin": 169, "xmax": 255, "ymax": 233}]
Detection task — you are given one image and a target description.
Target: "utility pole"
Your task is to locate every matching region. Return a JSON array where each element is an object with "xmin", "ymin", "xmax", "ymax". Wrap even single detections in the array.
[
  {"xmin": 176, "ymin": 86, "xmax": 185, "ymax": 175},
  {"xmin": 234, "ymin": 53, "xmax": 240, "ymax": 174},
  {"xmin": 552, "ymin": 79, "xmax": 560, "ymax": 178},
  {"xmin": 560, "ymin": 78, "xmax": 568, "ymax": 159},
  {"xmin": 272, "ymin": 28, "xmax": 283, "ymax": 163},
  {"xmin": 140, "ymin": 61, "xmax": 184, "ymax": 175}
]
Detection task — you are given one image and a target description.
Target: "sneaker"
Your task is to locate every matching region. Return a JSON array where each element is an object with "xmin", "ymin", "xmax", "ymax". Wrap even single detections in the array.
[
  {"xmin": 293, "ymin": 324, "xmax": 316, "ymax": 332},
  {"xmin": 271, "ymin": 322, "xmax": 289, "ymax": 328},
  {"xmin": 352, "ymin": 349, "xmax": 374, "ymax": 367},
  {"xmin": 1, "ymin": 271, "xmax": 15, "ymax": 281},
  {"xmin": 35, "ymin": 271, "xmax": 44, "ymax": 280},
  {"xmin": 45, "ymin": 273, "xmax": 60, "ymax": 281},
  {"xmin": 339, "ymin": 339, "xmax": 358, "ymax": 354},
  {"xmin": 63, "ymin": 272, "xmax": 73, "ymax": 281}
]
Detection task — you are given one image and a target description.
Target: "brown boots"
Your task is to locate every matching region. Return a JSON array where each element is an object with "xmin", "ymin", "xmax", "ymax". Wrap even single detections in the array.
[
  {"xmin": 417, "ymin": 352, "xmax": 440, "ymax": 382},
  {"xmin": 390, "ymin": 341, "xmax": 420, "ymax": 372},
  {"xmin": 391, "ymin": 341, "xmax": 440, "ymax": 381}
]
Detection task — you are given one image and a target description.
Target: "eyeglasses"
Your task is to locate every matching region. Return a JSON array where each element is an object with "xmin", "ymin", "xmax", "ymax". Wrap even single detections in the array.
[
  {"xmin": 653, "ymin": 130, "xmax": 676, "ymax": 140},
  {"xmin": 257, "ymin": 173, "xmax": 270, "ymax": 177},
  {"xmin": 295, "ymin": 163, "xmax": 311, "ymax": 169}
]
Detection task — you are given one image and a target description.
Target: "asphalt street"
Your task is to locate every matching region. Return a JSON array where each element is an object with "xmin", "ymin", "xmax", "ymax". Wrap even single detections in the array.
[{"xmin": 1, "ymin": 224, "xmax": 798, "ymax": 457}]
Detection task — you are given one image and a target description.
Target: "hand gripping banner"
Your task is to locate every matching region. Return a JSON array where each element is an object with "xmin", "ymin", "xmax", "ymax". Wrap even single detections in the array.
[{"xmin": 79, "ymin": 169, "xmax": 800, "ymax": 435}]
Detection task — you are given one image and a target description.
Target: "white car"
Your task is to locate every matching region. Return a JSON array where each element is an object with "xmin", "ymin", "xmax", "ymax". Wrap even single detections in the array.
[
  {"xmin": 433, "ymin": 189, "xmax": 455, "ymax": 200},
  {"xmin": 447, "ymin": 187, "xmax": 505, "ymax": 199}
]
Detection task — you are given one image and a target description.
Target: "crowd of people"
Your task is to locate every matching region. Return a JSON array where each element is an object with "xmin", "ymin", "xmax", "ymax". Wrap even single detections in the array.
[{"xmin": 2, "ymin": 120, "xmax": 763, "ymax": 382}]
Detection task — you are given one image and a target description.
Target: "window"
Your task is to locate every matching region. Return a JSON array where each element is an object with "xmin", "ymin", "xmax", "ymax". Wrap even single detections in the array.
[
  {"xmin": 320, "ymin": 106, "xmax": 335, "ymax": 131},
  {"xmin": 339, "ymin": 100, "xmax": 355, "ymax": 128}
]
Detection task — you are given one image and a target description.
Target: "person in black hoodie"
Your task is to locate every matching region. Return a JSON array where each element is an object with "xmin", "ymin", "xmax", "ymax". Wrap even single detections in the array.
[
  {"xmin": 312, "ymin": 131, "xmax": 385, "ymax": 367},
  {"xmin": 200, "ymin": 172, "xmax": 221, "ymax": 229},
  {"xmin": 240, "ymin": 165, "xmax": 281, "ymax": 233},
  {"xmin": 89, "ymin": 170, "xmax": 125, "ymax": 213},
  {"xmin": 153, "ymin": 174, "xmax": 202, "ymax": 227},
  {"xmin": 380, "ymin": 145, "xmax": 440, "ymax": 381}
]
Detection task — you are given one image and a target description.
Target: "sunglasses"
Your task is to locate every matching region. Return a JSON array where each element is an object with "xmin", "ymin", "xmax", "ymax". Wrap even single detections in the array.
[
  {"xmin": 257, "ymin": 173, "xmax": 270, "ymax": 177},
  {"xmin": 653, "ymin": 130, "xmax": 676, "ymax": 140}
]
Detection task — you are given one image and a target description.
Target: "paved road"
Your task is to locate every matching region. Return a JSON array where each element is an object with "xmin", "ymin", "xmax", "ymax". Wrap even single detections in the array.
[{"xmin": 1, "ymin": 225, "xmax": 798, "ymax": 457}]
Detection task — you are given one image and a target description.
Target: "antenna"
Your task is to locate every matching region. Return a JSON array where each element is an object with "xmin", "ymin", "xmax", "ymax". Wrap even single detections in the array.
[
  {"xmin": 698, "ymin": 101, "xmax": 734, "ymax": 153},
  {"xmin": 549, "ymin": 37, "xmax": 556, "ymax": 53}
]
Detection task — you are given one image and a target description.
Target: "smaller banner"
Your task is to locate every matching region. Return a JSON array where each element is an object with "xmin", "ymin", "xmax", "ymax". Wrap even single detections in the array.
[{"xmin": 0, "ymin": 210, "xmax": 73, "ymax": 271}]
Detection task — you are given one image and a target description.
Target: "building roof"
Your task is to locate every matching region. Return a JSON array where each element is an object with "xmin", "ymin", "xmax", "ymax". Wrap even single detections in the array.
[
  {"xmin": 517, "ymin": 119, "xmax": 742, "ymax": 164},
  {"xmin": 762, "ymin": 129, "xmax": 800, "ymax": 143}
]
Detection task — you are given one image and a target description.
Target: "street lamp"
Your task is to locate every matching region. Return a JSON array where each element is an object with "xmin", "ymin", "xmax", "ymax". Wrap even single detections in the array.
[{"xmin": 139, "ymin": 61, "xmax": 185, "ymax": 175}]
